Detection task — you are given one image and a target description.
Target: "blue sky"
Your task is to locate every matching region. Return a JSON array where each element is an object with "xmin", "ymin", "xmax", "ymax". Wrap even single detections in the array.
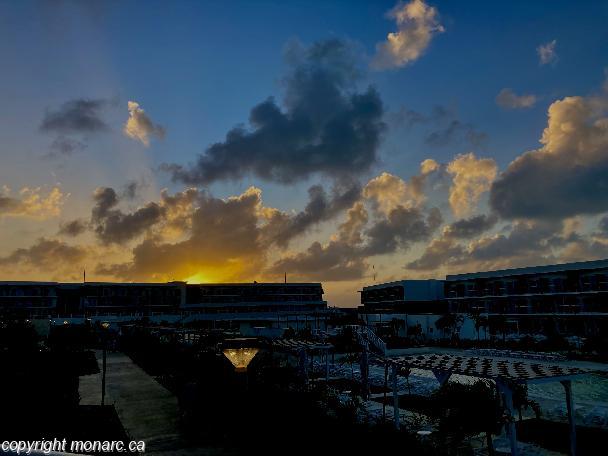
[{"xmin": 1, "ymin": 0, "xmax": 607, "ymax": 306}]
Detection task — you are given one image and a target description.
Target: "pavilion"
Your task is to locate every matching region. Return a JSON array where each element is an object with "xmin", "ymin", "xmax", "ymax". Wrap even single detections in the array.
[
  {"xmin": 386, "ymin": 353, "xmax": 590, "ymax": 456},
  {"xmin": 271, "ymin": 339, "xmax": 334, "ymax": 382}
]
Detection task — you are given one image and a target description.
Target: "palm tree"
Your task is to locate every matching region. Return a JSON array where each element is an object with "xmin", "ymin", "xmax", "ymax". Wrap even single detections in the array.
[
  {"xmin": 492, "ymin": 315, "xmax": 508, "ymax": 343},
  {"xmin": 435, "ymin": 313, "xmax": 465, "ymax": 341},
  {"xmin": 469, "ymin": 313, "xmax": 488, "ymax": 343}
]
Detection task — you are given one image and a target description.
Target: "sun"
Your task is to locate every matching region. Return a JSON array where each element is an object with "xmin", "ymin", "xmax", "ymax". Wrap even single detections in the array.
[{"xmin": 184, "ymin": 272, "xmax": 211, "ymax": 284}]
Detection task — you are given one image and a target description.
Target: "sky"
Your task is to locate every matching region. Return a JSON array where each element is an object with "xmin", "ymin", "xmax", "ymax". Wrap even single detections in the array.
[{"xmin": 1, "ymin": 0, "xmax": 608, "ymax": 307}]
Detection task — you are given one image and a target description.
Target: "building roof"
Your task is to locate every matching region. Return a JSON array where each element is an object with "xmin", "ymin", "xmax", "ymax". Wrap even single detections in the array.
[
  {"xmin": 0, "ymin": 280, "xmax": 321, "ymax": 287},
  {"xmin": 362, "ymin": 279, "xmax": 443, "ymax": 292},
  {"xmin": 390, "ymin": 353, "xmax": 589, "ymax": 384},
  {"xmin": 446, "ymin": 258, "xmax": 608, "ymax": 281}
]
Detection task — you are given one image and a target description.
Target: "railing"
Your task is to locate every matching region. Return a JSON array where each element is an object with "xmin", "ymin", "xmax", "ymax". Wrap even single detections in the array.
[{"xmin": 345, "ymin": 324, "xmax": 386, "ymax": 356}]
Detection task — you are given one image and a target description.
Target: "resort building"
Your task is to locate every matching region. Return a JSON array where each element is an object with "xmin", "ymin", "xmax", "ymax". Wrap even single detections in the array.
[
  {"xmin": 0, "ymin": 281, "xmax": 328, "ymax": 337},
  {"xmin": 360, "ymin": 259, "xmax": 608, "ymax": 340},
  {"xmin": 359, "ymin": 279, "xmax": 448, "ymax": 340}
]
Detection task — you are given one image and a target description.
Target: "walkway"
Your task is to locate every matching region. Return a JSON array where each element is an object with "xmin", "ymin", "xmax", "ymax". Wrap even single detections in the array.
[{"xmin": 79, "ymin": 351, "xmax": 229, "ymax": 455}]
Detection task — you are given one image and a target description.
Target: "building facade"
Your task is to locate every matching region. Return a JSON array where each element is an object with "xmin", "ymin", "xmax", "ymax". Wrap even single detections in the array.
[
  {"xmin": 0, "ymin": 281, "xmax": 328, "ymax": 337},
  {"xmin": 445, "ymin": 259, "xmax": 608, "ymax": 339},
  {"xmin": 359, "ymin": 280, "xmax": 448, "ymax": 340},
  {"xmin": 360, "ymin": 259, "xmax": 608, "ymax": 340}
]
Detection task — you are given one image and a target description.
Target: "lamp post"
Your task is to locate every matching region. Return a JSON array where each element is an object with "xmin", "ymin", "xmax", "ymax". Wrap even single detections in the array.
[{"xmin": 100, "ymin": 322, "xmax": 110, "ymax": 406}]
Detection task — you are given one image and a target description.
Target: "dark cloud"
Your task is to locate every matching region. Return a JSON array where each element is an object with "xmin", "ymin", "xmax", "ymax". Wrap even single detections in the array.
[
  {"xmin": 122, "ymin": 180, "xmax": 148, "ymax": 200},
  {"xmin": 40, "ymin": 98, "xmax": 109, "ymax": 134},
  {"xmin": 443, "ymin": 214, "xmax": 497, "ymax": 239},
  {"xmin": 58, "ymin": 219, "xmax": 88, "ymax": 237},
  {"xmin": 269, "ymin": 240, "xmax": 368, "ymax": 281},
  {"xmin": 164, "ymin": 39, "xmax": 385, "ymax": 185},
  {"xmin": 600, "ymin": 215, "xmax": 608, "ymax": 235},
  {"xmin": 268, "ymin": 202, "xmax": 369, "ymax": 281},
  {"xmin": 272, "ymin": 182, "xmax": 362, "ymax": 246},
  {"xmin": 406, "ymin": 220, "xmax": 563, "ymax": 272},
  {"xmin": 269, "ymin": 202, "xmax": 443, "ymax": 281},
  {"xmin": 490, "ymin": 93, "xmax": 608, "ymax": 219},
  {"xmin": 491, "ymin": 155, "xmax": 608, "ymax": 219},
  {"xmin": 96, "ymin": 188, "xmax": 269, "ymax": 281},
  {"xmin": 425, "ymin": 120, "xmax": 487, "ymax": 148},
  {"xmin": 468, "ymin": 221, "xmax": 558, "ymax": 263},
  {"xmin": 91, "ymin": 187, "xmax": 164, "ymax": 244},
  {"xmin": 389, "ymin": 105, "xmax": 450, "ymax": 128},
  {"xmin": 44, "ymin": 136, "xmax": 87, "ymax": 158},
  {"xmin": 406, "ymin": 237, "xmax": 465, "ymax": 270},
  {"xmin": 364, "ymin": 206, "xmax": 442, "ymax": 255},
  {"xmin": 392, "ymin": 104, "xmax": 486, "ymax": 148},
  {"xmin": 0, "ymin": 238, "xmax": 87, "ymax": 269}
]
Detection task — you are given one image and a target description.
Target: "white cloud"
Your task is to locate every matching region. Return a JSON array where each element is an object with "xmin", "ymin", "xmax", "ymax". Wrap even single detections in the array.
[
  {"xmin": 537, "ymin": 39, "xmax": 557, "ymax": 66},
  {"xmin": 363, "ymin": 159, "xmax": 439, "ymax": 215},
  {"xmin": 123, "ymin": 101, "xmax": 165, "ymax": 146},
  {"xmin": 447, "ymin": 153, "xmax": 497, "ymax": 217},
  {"xmin": 490, "ymin": 88, "xmax": 608, "ymax": 218},
  {"xmin": 496, "ymin": 88, "xmax": 537, "ymax": 109},
  {"xmin": 372, "ymin": 0, "xmax": 444, "ymax": 70},
  {"xmin": 0, "ymin": 186, "xmax": 67, "ymax": 219}
]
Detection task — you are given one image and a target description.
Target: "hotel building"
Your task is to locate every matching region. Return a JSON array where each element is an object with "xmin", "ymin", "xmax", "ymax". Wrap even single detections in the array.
[{"xmin": 360, "ymin": 259, "xmax": 608, "ymax": 340}]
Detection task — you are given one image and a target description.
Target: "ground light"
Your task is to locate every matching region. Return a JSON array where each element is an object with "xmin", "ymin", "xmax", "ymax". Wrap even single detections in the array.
[{"xmin": 222, "ymin": 348, "xmax": 259, "ymax": 373}]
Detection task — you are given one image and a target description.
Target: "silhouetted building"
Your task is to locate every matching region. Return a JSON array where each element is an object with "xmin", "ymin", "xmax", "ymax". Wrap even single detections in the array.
[
  {"xmin": 445, "ymin": 259, "xmax": 608, "ymax": 337},
  {"xmin": 360, "ymin": 259, "xmax": 608, "ymax": 339},
  {"xmin": 0, "ymin": 281, "xmax": 328, "ymax": 337}
]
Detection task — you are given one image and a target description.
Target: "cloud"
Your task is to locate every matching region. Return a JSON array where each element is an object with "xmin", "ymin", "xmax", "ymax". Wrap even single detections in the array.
[
  {"xmin": 40, "ymin": 99, "xmax": 109, "ymax": 134},
  {"xmin": 392, "ymin": 104, "xmax": 486, "ymax": 148},
  {"xmin": 0, "ymin": 186, "xmax": 66, "ymax": 219},
  {"xmin": 406, "ymin": 220, "xmax": 560, "ymax": 272},
  {"xmin": 599, "ymin": 215, "xmax": 608, "ymax": 235},
  {"xmin": 123, "ymin": 101, "xmax": 165, "ymax": 146},
  {"xmin": 270, "ymin": 197, "xmax": 441, "ymax": 280},
  {"xmin": 372, "ymin": 0, "xmax": 444, "ymax": 70},
  {"xmin": 405, "ymin": 236, "xmax": 464, "ymax": 270},
  {"xmin": 490, "ymin": 90, "xmax": 608, "ymax": 219},
  {"xmin": 164, "ymin": 39, "xmax": 385, "ymax": 185},
  {"xmin": 537, "ymin": 39, "xmax": 557, "ymax": 66},
  {"xmin": 443, "ymin": 214, "xmax": 498, "ymax": 239},
  {"xmin": 269, "ymin": 240, "xmax": 368, "ymax": 282},
  {"xmin": 269, "ymin": 202, "xmax": 369, "ymax": 281},
  {"xmin": 447, "ymin": 153, "xmax": 497, "ymax": 217},
  {"xmin": 97, "ymin": 187, "xmax": 272, "ymax": 282},
  {"xmin": 425, "ymin": 120, "xmax": 487, "ymax": 148},
  {"xmin": 58, "ymin": 219, "xmax": 88, "ymax": 237},
  {"xmin": 270, "ymin": 182, "xmax": 362, "ymax": 247},
  {"xmin": 363, "ymin": 161, "xmax": 438, "ymax": 214},
  {"xmin": 466, "ymin": 221, "xmax": 559, "ymax": 268},
  {"xmin": 496, "ymin": 88, "xmax": 537, "ymax": 109},
  {"xmin": 364, "ymin": 206, "xmax": 442, "ymax": 255},
  {"xmin": 44, "ymin": 136, "xmax": 87, "ymax": 158},
  {"xmin": 91, "ymin": 187, "xmax": 165, "ymax": 244},
  {"xmin": 0, "ymin": 238, "xmax": 88, "ymax": 273}
]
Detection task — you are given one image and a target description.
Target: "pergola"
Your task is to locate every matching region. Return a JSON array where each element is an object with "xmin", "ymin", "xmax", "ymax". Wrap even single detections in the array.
[
  {"xmin": 271, "ymin": 339, "xmax": 333, "ymax": 382},
  {"xmin": 386, "ymin": 353, "xmax": 590, "ymax": 456}
]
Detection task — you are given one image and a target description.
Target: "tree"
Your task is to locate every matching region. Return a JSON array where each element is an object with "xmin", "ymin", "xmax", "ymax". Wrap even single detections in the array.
[
  {"xmin": 435, "ymin": 313, "xmax": 464, "ymax": 341},
  {"xmin": 389, "ymin": 318, "xmax": 403, "ymax": 338},
  {"xmin": 431, "ymin": 379, "xmax": 501, "ymax": 455},
  {"xmin": 469, "ymin": 313, "xmax": 488, "ymax": 343},
  {"xmin": 492, "ymin": 314, "xmax": 509, "ymax": 343}
]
